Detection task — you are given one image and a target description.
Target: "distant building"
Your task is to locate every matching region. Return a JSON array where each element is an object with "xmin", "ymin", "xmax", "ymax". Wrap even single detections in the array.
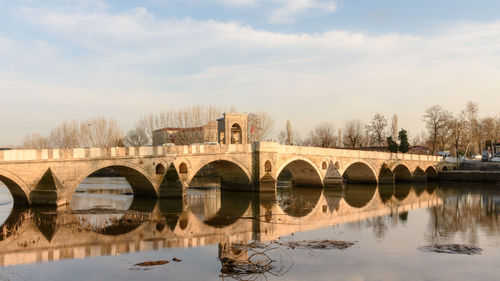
[
  {"xmin": 152, "ymin": 121, "xmax": 218, "ymax": 146},
  {"xmin": 152, "ymin": 112, "xmax": 249, "ymax": 146},
  {"xmin": 359, "ymin": 146, "xmax": 388, "ymax": 152},
  {"xmin": 408, "ymin": 145, "xmax": 430, "ymax": 155}
]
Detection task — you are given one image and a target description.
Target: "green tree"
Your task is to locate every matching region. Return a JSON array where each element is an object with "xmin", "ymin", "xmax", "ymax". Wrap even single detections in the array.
[
  {"xmin": 387, "ymin": 136, "xmax": 399, "ymax": 153},
  {"xmin": 398, "ymin": 129, "xmax": 410, "ymax": 153}
]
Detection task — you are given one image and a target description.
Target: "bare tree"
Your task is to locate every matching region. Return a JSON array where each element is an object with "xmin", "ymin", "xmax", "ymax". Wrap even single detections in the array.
[
  {"xmin": 365, "ymin": 113, "xmax": 388, "ymax": 146},
  {"xmin": 448, "ymin": 113, "xmax": 466, "ymax": 158},
  {"xmin": 303, "ymin": 123, "xmax": 337, "ymax": 148},
  {"xmin": 278, "ymin": 121, "xmax": 300, "ymax": 146},
  {"xmin": 423, "ymin": 105, "xmax": 452, "ymax": 155},
  {"xmin": 463, "ymin": 101, "xmax": 479, "ymax": 155},
  {"xmin": 337, "ymin": 128, "xmax": 343, "ymax": 147},
  {"xmin": 84, "ymin": 117, "xmax": 122, "ymax": 147},
  {"xmin": 496, "ymin": 115, "xmax": 500, "ymax": 139},
  {"xmin": 124, "ymin": 127, "xmax": 149, "ymax": 147},
  {"xmin": 411, "ymin": 131, "xmax": 428, "ymax": 147},
  {"xmin": 343, "ymin": 119, "xmax": 364, "ymax": 148},
  {"xmin": 391, "ymin": 114, "xmax": 399, "ymax": 140},
  {"xmin": 278, "ymin": 130, "xmax": 287, "ymax": 144},
  {"xmin": 49, "ymin": 120, "xmax": 82, "ymax": 149},
  {"xmin": 437, "ymin": 119, "xmax": 453, "ymax": 151},
  {"xmin": 248, "ymin": 111, "xmax": 274, "ymax": 142},
  {"xmin": 478, "ymin": 116, "xmax": 498, "ymax": 154},
  {"xmin": 285, "ymin": 120, "xmax": 293, "ymax": 145},
  {"xmin": 21, "ymin": 133, "xmax": 50, "ymax": 149},
  {"xmin": 21, "ymin": 117, "xmax": 122, "ymax": 149}
]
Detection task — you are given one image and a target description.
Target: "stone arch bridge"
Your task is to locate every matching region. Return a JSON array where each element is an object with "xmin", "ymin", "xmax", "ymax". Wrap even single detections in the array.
[{"xmin": 0, "ymin": 142, "xmax": 451, "ymax": 206}]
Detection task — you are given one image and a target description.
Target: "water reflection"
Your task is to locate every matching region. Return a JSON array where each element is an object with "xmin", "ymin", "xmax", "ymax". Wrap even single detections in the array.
[
  {"xmin": 344, "ymin": 184, "xmax": 377, "ymax": 208},
  {"xmin": 323, "ymin": 184, "xmax": 343, "ymax": 212},
  {"xmin": 1, "ymin": 178, "xmax": 500, "ymax": 271},
  {"xmin": 276, "ymin": 186, "xmax": 322, "ymax": 217},
  {"xmin": 426, "ymin": 182, "xmax": 500, "ymax": 246},
  {"xmin": 188, "ymin": 188, "xmax": 253, "ymax": 228},
  {"xmin": 71, "ymin": 177, "xmax": 134, "ymax": 233}
]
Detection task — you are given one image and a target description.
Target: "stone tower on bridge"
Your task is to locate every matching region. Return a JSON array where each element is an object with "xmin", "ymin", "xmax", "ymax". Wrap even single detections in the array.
[{"xmin": 217, "ymin": 113, "xmax": 248, "ymax": 145}]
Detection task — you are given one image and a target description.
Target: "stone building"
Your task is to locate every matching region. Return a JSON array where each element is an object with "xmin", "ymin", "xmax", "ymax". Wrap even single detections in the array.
[
  {"xmin": 152, "ymin": 121, "xmax": 218, "ymax": 145},
  {"xmin": 152, "ymin": 112, "xmax": 248, "ymax": 146}
]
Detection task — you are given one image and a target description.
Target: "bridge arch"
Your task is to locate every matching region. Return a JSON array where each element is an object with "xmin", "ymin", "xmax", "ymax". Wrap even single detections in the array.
[
  {"xmin": 392, "ymin": 164, "xmax": 413, "ymax": 182},
  {"xmin": 0, "ymin": 168, "xmax": 31, "ymax": 206},
  {"xmin": 187, "ymin": 156, "xmax": 252, "ymax": 190},
  {"xmin": 425, "ymin": 166, "xmax": 438, "ymax": 180},
  {"xmin": 413, "ymin": 166, "xmax": 427, "ymax": 182},
  {"xmin": 275, "ymin": 157, "xmax": 323, "ymax": 187},
  {"xmin": 74, "ymin": 161, "xmax": 159, "ymax": 199},
  {"xmin": 342, "ymin": 161, "xmax": 377, "ymax": 183}
]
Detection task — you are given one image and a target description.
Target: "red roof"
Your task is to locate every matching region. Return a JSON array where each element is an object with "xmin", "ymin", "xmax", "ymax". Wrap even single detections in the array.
[
  {"xmin": 409, "ymin": 145, "xmax": 429, "ymax": 150},
  {"xmin": 153, "ymin": 127, "xmax": 203, "ymax": 132}
]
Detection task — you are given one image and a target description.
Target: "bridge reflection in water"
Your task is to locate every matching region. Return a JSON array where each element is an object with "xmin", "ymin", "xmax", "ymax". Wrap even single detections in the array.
[{"xmin": 0, "ymin": 181, "xmax": 442, "ymax": 267}]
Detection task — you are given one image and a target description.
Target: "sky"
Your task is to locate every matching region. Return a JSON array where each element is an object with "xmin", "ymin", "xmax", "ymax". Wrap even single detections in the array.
[{"xmin": 1, "ymin": 0, "xmax": 499, "ymax": 146}]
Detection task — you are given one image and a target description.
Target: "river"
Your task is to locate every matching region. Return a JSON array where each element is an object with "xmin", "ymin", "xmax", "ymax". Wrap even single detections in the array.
[{"xmin": 0, "ymin": 178, "xmax": 499, "ymax": 281}]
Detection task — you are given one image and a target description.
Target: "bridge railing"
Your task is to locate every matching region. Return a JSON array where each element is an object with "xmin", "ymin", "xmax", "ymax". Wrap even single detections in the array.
[
  {"xmin": 0, "ymin": 142, "xmax": 441, "ymax": 162},
  {"xmin": 0, "ymin": 143, "xmax": 254, "ymax": 162},
  {"xmin": 255, "ymin": 142, "xmax": 442, "ymax": 162}
]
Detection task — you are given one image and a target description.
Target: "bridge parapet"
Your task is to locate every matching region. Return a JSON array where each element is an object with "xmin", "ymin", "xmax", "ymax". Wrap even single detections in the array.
[
  {"xmin": 254, "ymin": 142, "xmax": 441, "ymax": 162},
  {"xmin": 0, "ymin": 144, "xmax": 254, "ymax": 163}
]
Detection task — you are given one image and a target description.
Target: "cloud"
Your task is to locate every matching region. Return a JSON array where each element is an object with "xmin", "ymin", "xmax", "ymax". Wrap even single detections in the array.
[
  {"xmin": 1, "ymin": 4, "xmax": 499, "ymax": 145},
  {"xmin": 269, "ymin": 0, "xmax": 337, "ymax": 23},
  {"xmin": 217, "ymin": 0, "xmax": 256, "ymax": 6},
  {"xmin": 213, "ymin": 0, "xmax": 337, "ymax": 22},
  {"xmin": 0, "ymin": 34, "xmax": 14, "ymax": 50}
]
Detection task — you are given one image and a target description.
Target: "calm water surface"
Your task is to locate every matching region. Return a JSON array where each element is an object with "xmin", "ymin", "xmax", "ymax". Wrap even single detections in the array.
[{"xmin": 0, "ymin": 178, "xmax": 499, "ymax": 281}]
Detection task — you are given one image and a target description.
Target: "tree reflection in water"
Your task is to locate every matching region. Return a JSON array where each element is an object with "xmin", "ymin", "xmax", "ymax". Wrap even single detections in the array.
[{"xmin": 426, "ymin": 182, "xmax": 500, "ymax": 246}]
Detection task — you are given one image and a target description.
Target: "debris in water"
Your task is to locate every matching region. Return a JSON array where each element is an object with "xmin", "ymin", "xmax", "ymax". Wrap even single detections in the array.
[
  {"xmin": 134, "ymin": 260, "xmax": 169, "ymax": 267},
  {"xmin": 219, "ymin": 238, "xmax": 293, "ymax": 280},
  {"xmin": 275, "ymin": 239, "xmax": 356, "ymax": 250},
  {"xmin": 419, "ymin": 244, "xmax": 482, "ymax": 255},
  {"xmin": 172, "ymin": 257, "xmax": 182, "ymax": 262}
]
